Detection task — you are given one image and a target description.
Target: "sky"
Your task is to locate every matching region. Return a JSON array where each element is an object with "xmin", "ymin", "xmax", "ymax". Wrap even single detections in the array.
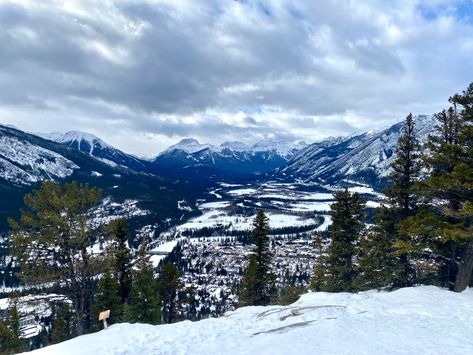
[{"xmin": 0, "ymin": 0, "xmax": 472, "ymax": 157}]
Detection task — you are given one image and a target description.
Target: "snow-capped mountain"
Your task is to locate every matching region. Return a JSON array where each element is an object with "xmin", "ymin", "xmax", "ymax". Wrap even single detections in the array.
[
  {"xmin": 0, "ymin": 127, "xmax": 78, "ymax": 186},
  {"xmin": 39, "ymin": 131, "xmax": 148, "ymax": 171},
  {"xmin": 152, "ymin": 138, "xmax": 307, "ymax": 180},
  {"xmin": 278, "ymin": 115, "xmax": 436, "ymax": 188},
  {"xmin": 0, "ymin": 125, "xmax": 200, "ymax": 231}
]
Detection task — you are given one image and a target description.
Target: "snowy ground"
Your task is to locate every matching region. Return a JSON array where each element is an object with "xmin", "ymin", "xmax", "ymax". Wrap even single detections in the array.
[{"xmin": 29, "ymin": 286, "xmax": 473, "ymax": 355}]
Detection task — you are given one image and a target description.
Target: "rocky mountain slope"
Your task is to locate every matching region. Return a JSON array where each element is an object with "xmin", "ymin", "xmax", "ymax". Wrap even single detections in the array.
[
  {"xmin": 277, "ymin": 115, "xmax": 436, "ymax": 188},
  {"xmin": 39, "ymin": 131, "xmax": 151, "ymax": 172},
  {"xmin": 0, "ymin": 125, "xmax": 198, "ymax": 230}
]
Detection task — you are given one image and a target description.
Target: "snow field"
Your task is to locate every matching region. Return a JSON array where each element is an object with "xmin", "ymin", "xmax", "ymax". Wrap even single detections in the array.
[{"xmin": 29, "ymin": 286, "xmax": 473, "ymax": 355}]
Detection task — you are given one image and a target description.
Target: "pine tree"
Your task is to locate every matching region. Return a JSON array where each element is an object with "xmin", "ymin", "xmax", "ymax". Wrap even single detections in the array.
[
  {"xmin": 92, "ymin": 268, "xmax": 122, "ymax": 329},
  {"xmin": 51, "ymin": 303, "xmax": 71, "ymax": 344},
  {"xmin": 354, "ymin": 209, "xmax": 397, "ymax": 290},
  {"xmin": 7, "ymin": 294, "xmax": 20, "ymax": 340},
  {"xmin": 239, "ymin": 210, "xmax": 275, "ymax": 306},
  {"xmin": 385, "ymin": 113, "xmax": 422, "ymax": 218},
  {"xmin": 0, "ymin": 322, "xmax": 23, "ymax": 355},
  {"xmin": 0, "ymin": 294, "xmax": 25, "ymax": 354},
  {"xmin": 106, "ymin": 218, "xmax": 133, "ymax": 304},
  {"xmin": 276, "ymin": 270, "xmax": 303, "ymax": 305},
  {"xmin": 324, "ymin": 190, "xmax": 365, "ymax": 292},
  {"xmin": 401, "ymin": 83, "xmax": 473, "ymax": 291},
  {"xmin": 9, "ymin": 181, "xmax": 101, "ymax": 335},
  {"xmin": 310, "ymin": 232, "xmax": 327, "ymax": 291},
  {"xmin": 157, "ymin": 263, "xmax": 182, "ymax": 324},
  {"xmin": 128, "ymin": 242, "xmax": 160, "ymax": 324},
  {"xmin": 357, "ymin": 114, "xmax": 421, "ymax": 289}
]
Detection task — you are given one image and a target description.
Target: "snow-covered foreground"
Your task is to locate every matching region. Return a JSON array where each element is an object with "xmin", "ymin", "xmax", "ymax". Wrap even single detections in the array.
[{"xmin": 30, "ymin": 286, "xmax": 473, "ymax": 355}]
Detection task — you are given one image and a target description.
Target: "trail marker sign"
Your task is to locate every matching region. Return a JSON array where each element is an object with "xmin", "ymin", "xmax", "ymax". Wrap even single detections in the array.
[{"xmin": 99, "ymin": 310, "xmax": 110, "ymax": 330}]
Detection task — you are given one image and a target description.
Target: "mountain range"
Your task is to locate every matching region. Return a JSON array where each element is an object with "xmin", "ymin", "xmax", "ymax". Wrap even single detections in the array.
[
  {"xmin": 151, "ymin": 138, "xmax": 307, "ymax": 180},
  {"xmin": 276, "ymin": 114, "xmax": 436, "ymax": 188},
  {"xmin": 0, "ymin": 126, "xmax": 199, "ymax": 230},
  {"xmin": 0, "ymin": 114, "xmax": 436, "ymax": 227}
]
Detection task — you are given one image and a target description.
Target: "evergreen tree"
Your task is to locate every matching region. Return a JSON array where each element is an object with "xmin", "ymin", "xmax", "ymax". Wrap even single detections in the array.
[
  {"xmin": 357, "ymin": 113, "xmax": 421, "ymax": 289},
  {"xmin": 310, "ymin": 233, "xmax": 327, "ymax": 291},
  {"xmin": 158, "ymin": 263, "xmax": 182, "ymax": 324},
  {"xmin": 7, "ymin": 294, "xmax": 20, "ymax": 340},
  {"xmin": 106, "ymin": 218, "xmax": 133, "ymax": 304},
  {"xmin": 385, "ymin": 113, "xmax": 422, "ymax": 218},
  {"xmin": 0, "ymin": 295, "xmax": 25, "ymax": 354},
  {"xmin": 276, "ymin": 270, "xmax": 304, "ymax": 305},
  {"xmin": 9, "ymin": 181, "xmax": 101, "ymax": 335},
  {"xmin": 323, "ymin": 190, "xmax": 365, "ymax": 292},
  {"xmin": 239, "ymin": 210, "xmax": 275, "ymax": 306},
  {"xmin": 0, "ymin": 322, "xmax": 23, "ymax": 355},
  {"xmin": 51, "ymin": 303, "xmax": 71, "ymax": 344},
  {"xmin": 401, "ymin": 83, "xmax": 473, "ymax": 292},
  {"xmin": 354, "ymin": 210, "xmax": 397, "ymax": 290},
  {"xmin": 92, "ymin": 269, "xmax": 122, "ymax": 329},
  {"xmin": 128, "ymin": 242, "xmax": 160, "ymax": 324}
]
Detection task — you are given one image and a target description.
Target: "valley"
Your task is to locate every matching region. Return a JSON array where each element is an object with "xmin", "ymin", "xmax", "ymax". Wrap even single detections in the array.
[
  {"xmin": 0, "ymin": 114, "xmax": 432, "ymax": 343},
  {"xmin": 142, "ymin": 179, "xmax": 385, "ymax": 317}
]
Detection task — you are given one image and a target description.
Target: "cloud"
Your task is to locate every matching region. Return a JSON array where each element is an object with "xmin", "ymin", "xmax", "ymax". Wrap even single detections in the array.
[{"xmin": 0, "ymin": 0, "xmax": 472, "ymax": 156}]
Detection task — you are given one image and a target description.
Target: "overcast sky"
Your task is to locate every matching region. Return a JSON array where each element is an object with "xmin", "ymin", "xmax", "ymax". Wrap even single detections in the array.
[{"xmin": 0, "ymin": 0, "xmax": 472, "ymax": 157}]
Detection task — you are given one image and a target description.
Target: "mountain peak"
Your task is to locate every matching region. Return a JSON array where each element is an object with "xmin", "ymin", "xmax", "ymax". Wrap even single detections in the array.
[
  {"xmin": 39, "ymin": 131, "xmax": 111, "ymax": 149},
  {"xmin": 165, "ymin": 138, "xmax": 212, "ymax": 154}
]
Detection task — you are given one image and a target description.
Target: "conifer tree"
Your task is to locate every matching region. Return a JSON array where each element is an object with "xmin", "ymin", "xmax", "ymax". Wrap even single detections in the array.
[
  {"xmin": 0, "ymin": 294, "xmax": 25, "ymax": 354},
  {"xmin": 354, "ymin": 210, "xmax": 396, "ymax": 290},
  {"xmin": 239, "ymin": 210, "xmax": 275, "ymax": 306},
  {"xmin": 402, "ymin": 83, "xmax": 473, "ymax": 291},
  {"xmin": 310, "ymin": 233, "xmax": 327, "ymax": 291},
  {"xmin": 128, "ymin": 242, "xmax": 160, "ymax": 324},
  {"xmin": 276, "ymin": 270, "xmax": 303, "ymax": 305},
  {"xmin": 357, "ymin": 114, "xmax": 421, "ymax": 289},
  {"xmin": 324, "ymin": 190, "xmax": 365, "ymax": 292},
  {"xmin": 158, "ymin": 263, "xmax": 182, "ymax": 324},
  {"xmin": 9, "ymin": 181, "xmax": 101, "ymax": 335},
  {"xmin": 92, "ymin": 268, "xmax": 122, "ymax": 329},
  {"xmin": 106, "ymin": 218, "xmax": 133, "ymax": 304},
  {"xmin": 51, "ymin": 303, "xmax": 72, "ymax": 344}
]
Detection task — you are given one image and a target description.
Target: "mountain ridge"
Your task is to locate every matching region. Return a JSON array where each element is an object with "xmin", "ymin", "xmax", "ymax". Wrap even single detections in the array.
[{"xmin": 277, "ymin": 114, "xmax": 436, "ymax": 188}]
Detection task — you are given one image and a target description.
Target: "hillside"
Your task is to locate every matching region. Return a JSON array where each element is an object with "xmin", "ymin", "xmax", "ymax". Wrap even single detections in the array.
[
  {"xmin": 278, "ymin": 115, "xmax": 436, "ymax": 188},
  {"xmin": 0, "ymin": 124, "xmax": 200, "ymax": 231},
  {"xmin": 29, "ymin": 286, "xmax": 473, "ymax": 355},
  {"xmin": 39, "ymin": 131, "xmax": 151, "ymax": 172}
]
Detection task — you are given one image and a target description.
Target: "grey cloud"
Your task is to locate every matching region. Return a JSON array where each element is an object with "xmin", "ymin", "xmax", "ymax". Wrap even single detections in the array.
[{"xmin": 0, "ymin": 0, "xmax": 472, "ymax": 155}]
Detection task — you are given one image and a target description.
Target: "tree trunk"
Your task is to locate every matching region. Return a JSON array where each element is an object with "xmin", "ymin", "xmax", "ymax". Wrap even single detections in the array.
[{"xmin": 454, "ymin": 239, "xmax": 473, "ymax": 292}]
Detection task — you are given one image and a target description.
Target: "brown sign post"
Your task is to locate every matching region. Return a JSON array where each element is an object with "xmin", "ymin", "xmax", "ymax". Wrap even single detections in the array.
[{"xmin": 99, "ymin": 310, "xmax": 110, "ymax": 330}]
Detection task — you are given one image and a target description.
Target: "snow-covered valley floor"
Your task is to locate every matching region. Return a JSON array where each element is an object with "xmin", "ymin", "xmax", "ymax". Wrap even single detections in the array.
[{"xmin": 30, "ymin": 286, "xmax": 473, "ymax": 355}]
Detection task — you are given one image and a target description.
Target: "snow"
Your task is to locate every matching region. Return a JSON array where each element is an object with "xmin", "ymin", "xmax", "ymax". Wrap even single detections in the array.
[
  {"xmin": 315, "ymin": 215, "xmax": 331, "ymax": 231},
  {"xmin": 199, "ymin": 201, "xmax": 232, "ymax": 209},
  {"xmin": 227, "ymin": 188, "xmax": 258, "ymax": 196},
  {"xmin": 287, "ymin": 201, "xmax": 333, "ymax": 212},
  {"xmin": 162, "ymin": 138, "xmax": 212, "ymax": 154},
  {"xmin": 29, "ymin": 286, "xmax": 473, "ymax": 355},
  {"xmin": 0, "ymin": 135, "xmax": 78, "ymax": 185},
  {"xmin": 157, "ymin": 138, "xmax": 306, "ymax": 159},
  {"xmin": 40, "ymin": 131, "xmax": 113, "ymax": 151},
  {"xmin": 148, "ymin": 240, "xmax": 180, "ymax": 267},
  {"xmin": 177, "ymin": 200, "xmax": 193, "ymax": 212},
  {"xmin": 348, "ymin": 186, "xmax": 384, "ymax": 198},
  {"xmin": 176, "ymin": 210, "xmax": 314, "ymax": 232}
]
